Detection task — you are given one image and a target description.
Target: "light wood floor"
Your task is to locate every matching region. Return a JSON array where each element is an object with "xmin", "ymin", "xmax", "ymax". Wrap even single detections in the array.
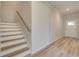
[{"xmin": 35, "ymin": 37, "xmax": 79, "ymax": 57}]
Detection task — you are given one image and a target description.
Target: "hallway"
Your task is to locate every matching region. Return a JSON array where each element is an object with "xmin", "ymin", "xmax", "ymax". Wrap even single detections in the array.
[
  {"xmin": 34, "ymin": 37, "xmax": 79, "ymax": 57},
  {"xmin": 32, "ymin": 1, "xmax": 79, "ymax": 57},
  {"xmin": 1, "ymin": 1, "xmax": 79, "ymax": 57}
]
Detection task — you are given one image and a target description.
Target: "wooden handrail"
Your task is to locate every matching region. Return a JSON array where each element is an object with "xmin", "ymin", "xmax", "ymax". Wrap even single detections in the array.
[{"xmin": 16, "ymin": 11, "xmax": 31, "ymax": 32}]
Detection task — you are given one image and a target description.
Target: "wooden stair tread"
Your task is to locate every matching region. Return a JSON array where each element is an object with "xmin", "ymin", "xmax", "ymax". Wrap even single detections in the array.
[
  {"xmin": 2, "ymin": 41, "xmax": 27, "ymax": 51},
  {"xmin": 1, "ymin": 43, "xmax": 28, "ymax": 56},
  {"xmin": 1, "ymin": 39, "xmax": 26, "ymax": 48},
  {"xmin": 2, "ymin": 47, "xmax": 29, "ymax": 57}
]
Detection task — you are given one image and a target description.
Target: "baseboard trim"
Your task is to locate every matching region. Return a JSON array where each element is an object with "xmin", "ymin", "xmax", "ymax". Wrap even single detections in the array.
[
  {"xmin": 32, "ymin": 37, "xmax": 64, "ymax": 57},
  {"xmin": 32, "ymin": 42, "xmax": 53, "ymax": 57},
  {"xmin": 64, "ymin": 36, "xmax": 79, "ymax": 40}
]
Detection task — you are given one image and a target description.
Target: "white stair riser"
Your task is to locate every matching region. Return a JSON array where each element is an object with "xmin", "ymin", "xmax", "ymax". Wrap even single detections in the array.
[
  {"xmin": 0, "ymin": 29, "xmax": 21, "ymax": 31},
  {"xmin": 0, "ymin": 32, "xmax": 23, "ymax": 36},
  {"xmin": 1, "ymin": 35, "xmax": 24, "ymax": 42},
  {"xmin": 1, "ymin": 39, "xmax": 26, "ymax": 48}
]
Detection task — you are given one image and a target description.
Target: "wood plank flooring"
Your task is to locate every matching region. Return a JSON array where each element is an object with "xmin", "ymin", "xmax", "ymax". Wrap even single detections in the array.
[{"xmin": 35, "ymin": 37, "xmax": 79, "ymax": 57}]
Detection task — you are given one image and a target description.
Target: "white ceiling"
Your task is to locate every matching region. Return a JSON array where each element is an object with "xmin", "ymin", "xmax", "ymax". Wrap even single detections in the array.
[{"xmin": 47, "ymin": 1, "xmax": 79, "ymax": 15}]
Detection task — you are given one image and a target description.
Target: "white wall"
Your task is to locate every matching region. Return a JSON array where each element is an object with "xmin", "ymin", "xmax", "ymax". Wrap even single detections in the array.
[
  {"xmin": 1, "ymin": 1, "xmax": 31, "ymax": 26},
  {"xmin": 32, "ymin": 1, "xmax": 64, "ymax": 53},
  {"xmin": 0, "ymin": 2, "xmax": 2, "ymax": 21},
  {"xmin": 63, "ymin": 13, "xmax": 79, "ymax": 38},
  {"xmin": 32, "ymin": 1, "xmax": 52, "ymax": 53},
  {"xmin": 1, "ymin": 2, "xmax": 19, "ymax": 22},
  {"xmin": 50, "ymin": 8, "xmax": 64, "ymax": 42},
  {"xmin": 16, "ymin": 2, "xmax": 31, "ymax": 28}
]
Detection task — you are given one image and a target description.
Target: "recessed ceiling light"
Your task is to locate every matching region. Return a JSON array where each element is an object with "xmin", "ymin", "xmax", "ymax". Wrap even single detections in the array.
[{"xmin": 66, "ymin": 8, "xmax": 70, "ymax": 11}]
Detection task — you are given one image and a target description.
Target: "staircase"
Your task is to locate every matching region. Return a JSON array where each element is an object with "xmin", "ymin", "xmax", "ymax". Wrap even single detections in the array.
[{"xmin": 0, "ymin": 22, "xmax": 31, "ymax": 57}]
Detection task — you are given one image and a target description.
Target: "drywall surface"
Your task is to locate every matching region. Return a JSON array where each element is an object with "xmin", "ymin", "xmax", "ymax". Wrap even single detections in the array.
[
  {"xmin": 1, "ymin": 1, "xmax": 19, "ymax": 22},
  {"xmin": 16, "ymin": 1, "xmax": 31, "ymax": 29},
  {"xmin": 0, "ymin": 2, "xmax": 1, "ymax": 19},
  {"xmin": 50, "ymin": 8, "xmax": 64, "ymax": 42},
  {"xmin": 32, "ymin": 1, "xmax": 51, "ymax": 53},
  {"xmin": 32, "ymin": 1, "xmax": 64, "ymax": 53},
  {"xmin": 0, "ymin": 2, "xmax": 2, "ymax": 22}
]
